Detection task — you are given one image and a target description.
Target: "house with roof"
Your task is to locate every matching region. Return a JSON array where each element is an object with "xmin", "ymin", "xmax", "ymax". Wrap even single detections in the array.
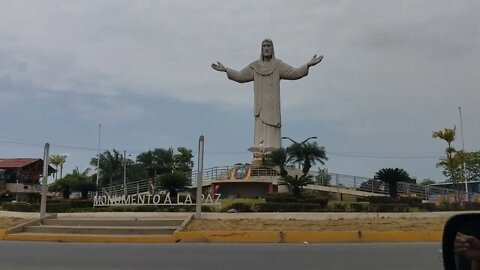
[{"xmin": 0, "ymin": 158, "xmax": 55, "ymax": 203}]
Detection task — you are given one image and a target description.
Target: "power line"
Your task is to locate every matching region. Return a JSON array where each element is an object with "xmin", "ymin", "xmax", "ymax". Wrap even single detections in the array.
[{"xmin": 0, "ymin": 139, "xmax": 443, "ymax": 159}]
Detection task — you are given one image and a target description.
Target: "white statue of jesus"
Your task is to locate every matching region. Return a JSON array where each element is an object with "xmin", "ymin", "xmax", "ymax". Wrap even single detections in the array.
[{"xmin": 212, "ymin": 39, "xmax": 323, "ymax": 153}]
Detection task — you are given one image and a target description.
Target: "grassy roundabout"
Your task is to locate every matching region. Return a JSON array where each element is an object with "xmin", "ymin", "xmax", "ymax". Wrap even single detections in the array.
[{"xmin": 185, "ymin": 217, "xmax": 448, "ymax": 231}]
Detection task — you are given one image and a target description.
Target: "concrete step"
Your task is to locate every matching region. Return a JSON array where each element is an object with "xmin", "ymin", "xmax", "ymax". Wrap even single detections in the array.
[
  {"xmin": 4, "ymin": 232, "xmax": 176, "ymax": 243},
  {"xmin": 24, "ymin": 225, "xmax": 178, "ymax": 235},
  {"xmin": 42, "ymin": 219, "xmax": 184, "ymax": 227}
]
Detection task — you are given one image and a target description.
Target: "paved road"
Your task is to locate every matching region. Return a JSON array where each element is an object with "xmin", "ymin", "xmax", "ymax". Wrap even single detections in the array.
[{"xmin": 0, "ymin": 241, "xmax": 443, "ymax": 270}]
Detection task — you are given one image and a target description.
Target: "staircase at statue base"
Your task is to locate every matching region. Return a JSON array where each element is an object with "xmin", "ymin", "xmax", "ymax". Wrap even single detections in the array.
[{"xmin": 5, "ymin": 214, "xmax": 192, "ymax": 243}]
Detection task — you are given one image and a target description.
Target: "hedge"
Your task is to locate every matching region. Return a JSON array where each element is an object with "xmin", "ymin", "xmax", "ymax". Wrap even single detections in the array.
[{"xmin": 255, "ymin": 202, "xmax": 326, "ymax": 212}]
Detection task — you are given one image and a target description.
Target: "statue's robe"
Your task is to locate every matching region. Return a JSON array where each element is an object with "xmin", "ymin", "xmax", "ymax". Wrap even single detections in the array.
[{"xmin": 226, "ymin": 59, "xmax": 309, "ymax": 149}]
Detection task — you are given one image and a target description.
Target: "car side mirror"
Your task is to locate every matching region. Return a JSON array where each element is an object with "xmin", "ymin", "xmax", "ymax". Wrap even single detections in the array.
[{"xmin": 442, "ymin": 213, "xmax": 480, "ymax": 270}]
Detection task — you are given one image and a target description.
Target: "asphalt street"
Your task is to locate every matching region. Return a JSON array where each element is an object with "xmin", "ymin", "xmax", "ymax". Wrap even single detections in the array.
[{"xmin": 0, "ymin": 241, "xmax": 443, "ymax": 270}]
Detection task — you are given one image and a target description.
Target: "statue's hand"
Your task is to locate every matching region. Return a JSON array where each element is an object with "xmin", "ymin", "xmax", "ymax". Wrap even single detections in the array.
[
  {"xmin": 307, "ymin": 54, "xmax": 323, "ymax": 67},
  {"xmin": 211, "ymin": 61, "xmax": 226, "ymax": 72}
]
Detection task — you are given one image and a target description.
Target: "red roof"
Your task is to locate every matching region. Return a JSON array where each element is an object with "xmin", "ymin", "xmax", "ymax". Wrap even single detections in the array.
[{"xmin": 0, "ymin": 158, "xmax": 42, "ymax": 169}]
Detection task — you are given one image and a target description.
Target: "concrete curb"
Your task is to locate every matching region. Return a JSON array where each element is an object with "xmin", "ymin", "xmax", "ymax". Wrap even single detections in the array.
[
  {"xmin": 173, "ymin": 231, "xmax": 442, "ymax": 243},
  {"xmin": 0, "ymin": 230, "xmax": 442, "ymax": 243}
]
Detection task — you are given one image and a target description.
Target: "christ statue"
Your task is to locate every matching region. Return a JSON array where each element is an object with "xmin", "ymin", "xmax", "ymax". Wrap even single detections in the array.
[{"xmin": 212, "ymin": 39, "xmax": 323, "ymax": 156}]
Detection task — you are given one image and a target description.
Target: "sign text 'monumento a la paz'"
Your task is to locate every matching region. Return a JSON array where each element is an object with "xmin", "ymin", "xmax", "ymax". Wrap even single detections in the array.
[{"xmin": 93, "ymin": 193, "xmax": 221, "ymax": 207}]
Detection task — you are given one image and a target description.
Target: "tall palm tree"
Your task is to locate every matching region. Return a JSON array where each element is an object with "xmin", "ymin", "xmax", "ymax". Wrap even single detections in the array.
[
  {"xmin": 374, "ymin": 168, "xmax": 411, "ymax": 198},
  {"xmin": 432, "ymin": 127, "xmax": 456, "ymax": 158},
  {"xmin": 432, "ymin": 127, "xmax": 463, "ymax": 183},
  {"xmin": 49, "ymin": 155, "xmax": 66, "ymax": 180}
]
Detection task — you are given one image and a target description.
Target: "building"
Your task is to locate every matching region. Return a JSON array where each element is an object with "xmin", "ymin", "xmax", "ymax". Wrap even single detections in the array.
[{"xmin": 0, "ymin": 158, "xmax": 55, "ymax": 203}]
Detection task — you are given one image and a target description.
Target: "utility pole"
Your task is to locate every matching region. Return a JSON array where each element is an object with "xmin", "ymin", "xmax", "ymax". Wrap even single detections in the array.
[
  {"xmin": 40, "ymin": 143, "xmax": 50, "ymax": 217},
  {"xmin": 459, "ymin": 106, "xmax": 468, "ymax": 202},
  {"xmin": 123, "ymin": 150, "xmax": 127, "ymax": 197},
  {"xmin": 96, "ymin": 123, "xmax": 101, "ymax": 187},
  {"xmin": 195, "ymin": 135, "xmax": 205, "ymax": 219}
]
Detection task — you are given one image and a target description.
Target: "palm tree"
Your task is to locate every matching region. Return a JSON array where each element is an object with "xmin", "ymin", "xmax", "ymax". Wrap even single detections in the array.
[
  {"xmin": 157, "ymin": 171, "xmax": 189, "ymax": 198},
  {"xmin": 278, "ymin": 174, "xmax": 315, "ymax": 198},
  {"xmin": 266, "ymin": 148, "xmax": 289, "ymax": 178},
  {"xmin": 374, "ymin": 168, "xmax": 411, "ymax": 198},
  {"xmin": 286, "ymin": 141, "xmax": 328, "ymax": 175},
  {"xmin": 90, "ymin": 150, "xmax": 123, "ymax": 187},
  {"xmin": 267, "ymin": 142, "xmax": 328, "ymax": 198},
  {"xmin": 433, "ymin": 127, "xmax": 456, "ymax": 159},
  {"xmin": 49, "ymin": 155, "xmax": 66, "ymax": 180},
  {"xmin": 432, "ymin": 127, "xmax": 463, "ymax": 183}
]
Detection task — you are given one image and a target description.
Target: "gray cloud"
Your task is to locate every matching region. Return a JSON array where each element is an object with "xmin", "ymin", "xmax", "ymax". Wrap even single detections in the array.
[{"xmin": 0, "ymin": 0, "xmax": 479, "ymax": 181}]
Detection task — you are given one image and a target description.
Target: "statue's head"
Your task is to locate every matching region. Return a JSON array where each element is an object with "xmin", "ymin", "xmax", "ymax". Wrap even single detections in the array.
[{"xmin": 261, "ymin": 39, "xmax": 275, "ymax": 60}]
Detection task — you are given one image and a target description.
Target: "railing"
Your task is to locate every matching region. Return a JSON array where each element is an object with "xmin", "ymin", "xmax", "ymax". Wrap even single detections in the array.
[
  {"xmin": 92, "ymin": 166, "xmax": 480, "ymax": 201},
  {"xmin": 307, "ymin": 171, "xmax": 478, "ymax": 201}
]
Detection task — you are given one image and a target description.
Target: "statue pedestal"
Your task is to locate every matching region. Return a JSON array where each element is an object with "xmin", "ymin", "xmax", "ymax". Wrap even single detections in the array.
[{"xmin": 250, "ymin": 159, "xmax": 264, "ymax": 167}]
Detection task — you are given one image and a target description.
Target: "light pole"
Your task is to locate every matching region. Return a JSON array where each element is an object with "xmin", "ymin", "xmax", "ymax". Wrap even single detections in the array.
[
  {"xmin": 281, "ymin": 136, "xmax": 317, "ymax": 145},
  {"xmin": 123, "ymin": 151, "xmax": 132, "ymax": 197},
  {"xmin": 281, "ymin": 136, "xmax": 318, "ymax": 169},
  {"xmin": 96, "ymin": 123, "xmax": 101, "ymax": 187},
  {"xmin": 459, "ymin": 106, "xmax": 468, "ymax": 202}
]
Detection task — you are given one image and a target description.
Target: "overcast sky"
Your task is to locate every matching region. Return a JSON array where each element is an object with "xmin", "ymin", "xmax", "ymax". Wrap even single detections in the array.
[{"xmin": 0, "ymin": 0, "xmax": 479, "ymax": 182}]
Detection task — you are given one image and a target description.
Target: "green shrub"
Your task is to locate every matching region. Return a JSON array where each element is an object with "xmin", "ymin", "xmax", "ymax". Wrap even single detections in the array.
[
  {"xmin": 265, "ymin": 194, "xmax": 297, "ymax": 203},
  {"xmin": 298, "ymin": 196, "xmax": 329, "ymax": 208},
  {"xmin": 255, "ymin": 202, "xmax": 324, "ymax": 212},
  {"xmin": 69, "ymin": 199, "xmax": 93, "ymax": 208},
  {"xmin": 46, "ymin": 203, "xmax": 71, "ymax": 213},
  {"xmin": 369, "ymin": 204, "xmax": 409, "ymax": 212},
  {"xmin": 222, "ymin": 202, "xmax": 253, "ymax": 212},
  {"xmin": 418, "ymin": 203, "xmax": 436, "ymax": 211},
  {"xmin": 356, "ymin": 197, "xmax": 369, "ymax": 202},
  {"xmin": 332, "ymin": 203, "xmax": 347, "ymax": 212},
  {"xmin": 2, "ymin": 202, "xmax": 39, "ymax": 212},
  {"xmin": 350, "ymin": 203, "xmax": 368, "ymax": 212},
  {"xmin": 397, "ymin": 197, "xmax": 423, "ymax": 206},
  {"xmin": 367, "ymin": 196, "xmax": 395, "ymax": 204}
]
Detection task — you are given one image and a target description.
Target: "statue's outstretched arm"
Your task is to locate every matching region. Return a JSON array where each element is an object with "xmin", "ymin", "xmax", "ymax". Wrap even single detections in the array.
[
  {"xmin": 211, "ymin": 61, "xmax": 226, "ymax": 72},
  {"xmin": 307, "ymin": 54, "xmax": 323, "ymax": 67}
]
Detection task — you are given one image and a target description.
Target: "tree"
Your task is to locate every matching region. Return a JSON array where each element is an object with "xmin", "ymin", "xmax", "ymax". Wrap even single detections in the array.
[
  {"xmin": 49, "ymin": 168, "xmax": 94, "ymax": 199},
  {"xmin": 433, "ymin": 127, "xmax": 462, "ymax": 182},
  {"xmin": 432, "ymin": 127, "xmax": 456, "ymax": 157},
  {"xmin": 267, "ymin": 141, "xmax": 328, "ymax": 198},
  {"xmin": 278, "ymin": 174, "xmax": 315, "ymax": 198},
  {"xmin": 157, "ymin": 171, "xmax": 189, "ymax": 198},
  {"xmin": 173, "ymin": 147, "xmax": 194, "ymax": 173},
  {"xmin": 420, "ymin": 178, "xmax": 436, "ymax": 186},
  {"xmin": 136, "ymin": 148, "xmax": 175, "ymax": 177},
  {"xmin": 374, "ymin": 168, "xmax": 412, "ymax": 198},
  {"xmin": 71, "ymin": 168, "xmax": 96, "ymax": 199},
  {"xmin": 286, "ymin": 141, "xmax": 327, "ymax": 175},
  {"xmin": 449, "ymin": 151, "xmax": 480, "ymax": 184},
  {"xmin": 266, "ymin": 148, "xmax": 289, "ymax": 178},
  {"xmin": 90, "ymin": 150, "xmax": 124, "ymax": 187},
  {"xmin": 49, "ymin": 155, "xmax": 66, "ymax": 180},
  {"xmin": 316, "ymin": 168, "xmax": 331, "ymax": 186}
]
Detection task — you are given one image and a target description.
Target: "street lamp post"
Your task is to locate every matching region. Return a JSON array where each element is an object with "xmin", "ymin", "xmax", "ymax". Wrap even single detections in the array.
[
  {"xmin": 281, "ymin": 136, "xmax": 317, "ymax": 145},
  {"xmin": 123, "ymin": 151, "xmax": 132, "ymax": 197},
  {"xmin": 281, "ymin": 136, "xmax": 318, "ymax": 169}
]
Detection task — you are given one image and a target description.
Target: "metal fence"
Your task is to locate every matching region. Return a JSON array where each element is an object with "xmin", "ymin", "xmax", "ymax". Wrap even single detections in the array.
[{"xmin": 92, "ymin": 166, "xmax": 479, "ymax": 201}]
